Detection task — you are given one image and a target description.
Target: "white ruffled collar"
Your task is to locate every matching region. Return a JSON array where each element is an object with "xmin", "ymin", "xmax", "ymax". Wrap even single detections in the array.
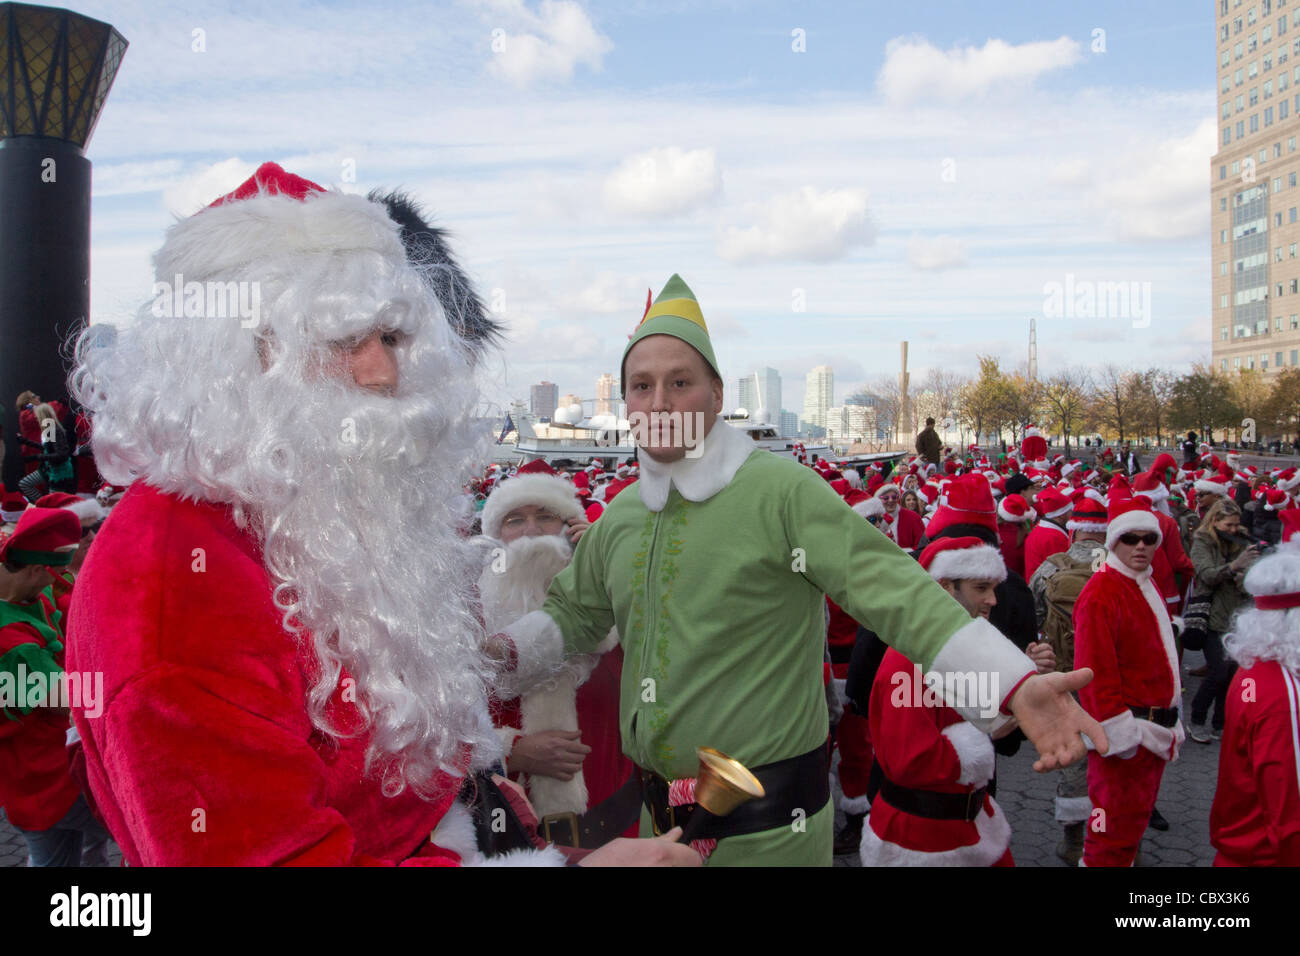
[{"xmin": 635, "ymin": 416, "xmax": 757, "ymax": 512}]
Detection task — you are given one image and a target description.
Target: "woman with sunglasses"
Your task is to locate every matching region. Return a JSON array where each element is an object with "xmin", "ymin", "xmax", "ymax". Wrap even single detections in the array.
[
  {"xmin": 1073, "ymin": 496, "xmax": 1185, "ymax": 866},
  {"xmin": 1187, "ymin": 498, "xmax": 1260, "ymax": 744}
]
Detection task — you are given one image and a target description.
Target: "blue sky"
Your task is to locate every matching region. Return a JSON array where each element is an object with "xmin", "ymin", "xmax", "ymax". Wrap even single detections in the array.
[{"xmin": 77, "ymin": 0, "xmax": 1216, "ymax": 412}]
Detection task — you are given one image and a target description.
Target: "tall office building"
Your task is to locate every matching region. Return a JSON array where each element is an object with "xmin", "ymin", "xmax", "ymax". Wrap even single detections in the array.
[
  {"xmin": 596, "ymin": 373, "xmax": 618, "ymax": 414},
  {"xmin": 530, "ymin": 381, "xmax": 558, "ymax": 420},
  {"xmin": 1212, "ymin": 0, "xmax": 1300, "ymax": 375},
  {"xmin": 753, "ymin": 367, "xmax": 781, "ymax": 421},
  {"xmin": 779, "ymin": 409, "xmax": 799, "ymax": 437},
  {"xmin": 735, "ymin": 375, "xmax": 757, "ymax": 414},
  {"xmin": 803, "ymin": 365, "xmax": 833, "ymax": 430}
]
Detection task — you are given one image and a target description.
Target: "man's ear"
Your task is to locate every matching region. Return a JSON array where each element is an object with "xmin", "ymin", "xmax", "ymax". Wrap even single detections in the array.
[
  {"xmin": 937, "ymin": 579, "xmax": 957, "ymax": 598},
  {"xmin": 711, "ymin": 376, "xmax": 724, "ymax": 416}
]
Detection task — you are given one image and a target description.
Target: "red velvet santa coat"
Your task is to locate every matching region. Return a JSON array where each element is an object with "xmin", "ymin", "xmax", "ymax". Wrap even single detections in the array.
[
  {"xmin": 997, "ymin": 522, "xmax": 1026, "ymax": 579},
  {"xmin": 66, "ymin": 483, "xmax": 488, "ymax": 866},
  {"xmin": 860, "ymin": 647, "xmax": 1011, "ymax": 866},
  {"xmin": 1023, "ymin": 519, "xmax": 1069, "ymax": 581},
  {"xmin": 1073, "ymin": 553, "xmax": 1185, "ymax": 761},
  {"xmin": 0, "ymin": 600, "xmax": 81, "ymax": 831},
  {"xmin": 883, "ymin": 506, "xmax": 924, "ymax": 550},
  {"xmin": 1211, "ymin": 660, "xmax": 1300, "ymax": 866},
  {"xmin": 1149, "ymin": 511, "xmax": 1195, "ymax": 616}
]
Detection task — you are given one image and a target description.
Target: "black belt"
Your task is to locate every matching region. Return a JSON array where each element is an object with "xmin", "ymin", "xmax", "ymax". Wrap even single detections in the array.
[
  {"xmin": 1129, "ymin": 705, "xmax": 1180, "ymax": 728},
  {"xmin": 638, "ymin": 744, "xmax": 830, "ymax": 841},
  {"xmin": 872, "ymin": 760, "xmax": 988, "ymax": 823},
  {"xmin": 538, "ymin": 773, "xmax": 642, "ymax": 850}
]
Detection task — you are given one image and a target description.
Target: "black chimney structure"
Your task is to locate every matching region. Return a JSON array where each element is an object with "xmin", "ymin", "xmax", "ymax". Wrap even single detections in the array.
[{"xmin": 0, "ymin": 2, "xmax": 126, "ymax": 490}]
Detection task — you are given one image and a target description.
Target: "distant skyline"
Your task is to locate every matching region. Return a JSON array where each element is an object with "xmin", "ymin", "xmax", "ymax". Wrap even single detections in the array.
[{"xmin": 79, "ymin": 1, "xmax": 1216, "ymax": 411}]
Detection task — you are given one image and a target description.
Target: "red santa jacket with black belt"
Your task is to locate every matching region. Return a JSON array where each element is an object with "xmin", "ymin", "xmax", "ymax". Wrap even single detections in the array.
[
  {"xmin": 1073, "ymin": 552, "xmax": 1185, "ymax": 761},
  {"xmin": 860, "ymin": 647, "xmax": 1011, "ymax": 866},
  {"xmin": 1211, "ymin": 660, "xmax": 1300, "ymax": 865},
  {"xmin": 67, "ymin": 483, "xmax": 560, "ymax": 866}
]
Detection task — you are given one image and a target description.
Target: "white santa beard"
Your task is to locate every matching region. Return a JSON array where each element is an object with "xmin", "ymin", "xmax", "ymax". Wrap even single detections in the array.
[
  {"xmin": 477, "ymin": 533, "xmax": 574, "ymax": 635},
  {"xmin": 254, "ymin": 377, "xmax": 502, "ymax": 797}
]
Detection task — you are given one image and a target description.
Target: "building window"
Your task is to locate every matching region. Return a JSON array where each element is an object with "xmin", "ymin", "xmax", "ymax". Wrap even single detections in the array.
[
  {"xmin": 1223, "ymin": 326, "xmax": 1230, "ymax": 341},
  {"xmin": 1291, "ymin": 242, "xmax": 1297, "ymax": 255},
  {"xmin": 1284, "ymin": 98, "xmax": 1291, "ymax": 117},
  {"xmin": 1291, "ymin": 206, "xmax": 1297, "ymax": 221},
  {"xmin": 1251, "ymin": 33, "xmax": 1259, "ymax": 52},
  {"xmin": 1223, "ymin": 229, "xmax": 1230, "ymax": 243},
  {"xmin": 1291, "ymin": 313, "xmax": 1298, "ymax": 327},
  {"xmin": 1241, "ymin": 120, "xmax": 1248, "ymax": 137},
  {"xmin": 1292, "ymin": 136, "xmax": 1298, "ymax": 149},
  {"xmin": 1276, "ymin": 212, "xmax": 1284, "ymax": 226},
  {"xmin": 1279, "ymin": 281, "xmax": 1285, "ymax": 295},
  {"xmin": 1275, "ymin": 177, "xmax": 1283, "ymax": 192},
  {"xmin": 1266, "ymin": 79, "xmax": 1274, "ymax": 97},
  {"xmin": 1252, "ymin": 112, "xmax": 1260, "ymax": 131},
  {"xmin": 1263, "ymin": 355, "xmax": 1270, "ymax": 369},
  {"xmin": 1252, "ymin": 60, "xmax": 1260, "ymax": 77},
  {"xmin": 1223, "ymin": 358, "xmax": 1230, "ymax": 371},
  {"xmin": 1268, "ymin": 106, "xmax": 1276, "ymax": 124},
  {"xmin": 1278, "ymin": 351, "xmax": 1285, "ymax": 365},
  {"xmin": 1235, "ymin": 160, "xmax": 1243, "ymax": 172},
  {"xmin": 1224, "ymin": 294, "xmax": 1232, "ymax": 308},
  {"xmin": 1236, "ymin": 357, "xmax": 1243, "ymax": 368},
  {"xmin": 1292, "ymin": 349, "xmax": 1298, "ymax": 364},
  {"xmin": 1261, "ymin": 317, "xmax": 1272, "ymax": 333},
  {"xmin": 1262, "ymin": 148, "xmax": 1268, "ymax": 163},
  {"xmin": 1267, "ymin": 24, "xmax": 1276, "ymax": 42},
  {"xmin": 1279, "ymin": 316, "xmax": 1285, "ymax": 330},
  {"xmin": 1250, "ymin": 356, "xmax": 1257, "ymax": 369},
  {"xmin": 1225, "ymin": 99, "xmax": 1232, "ymax": 119}
]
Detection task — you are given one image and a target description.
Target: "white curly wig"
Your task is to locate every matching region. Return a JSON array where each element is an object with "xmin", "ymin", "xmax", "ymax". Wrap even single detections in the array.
[
  {"xmin": 1224, "ymin": 544, "xmax": 1300, "ymax": 674},
  {"xmin": 70, "ymin": 176, "xmax": 501, "ymax": 799}
]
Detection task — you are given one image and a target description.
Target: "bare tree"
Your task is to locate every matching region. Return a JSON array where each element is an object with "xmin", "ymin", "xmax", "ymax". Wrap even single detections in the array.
[{"xmin": 1042, "ymin": 367, "xmax": 1093, "ymax": 454}]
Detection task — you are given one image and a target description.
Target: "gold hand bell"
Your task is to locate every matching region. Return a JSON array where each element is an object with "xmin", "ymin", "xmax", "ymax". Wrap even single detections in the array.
[{"xmin": 679, "ymin": 747, "xmax": 765, "ymax": 845}]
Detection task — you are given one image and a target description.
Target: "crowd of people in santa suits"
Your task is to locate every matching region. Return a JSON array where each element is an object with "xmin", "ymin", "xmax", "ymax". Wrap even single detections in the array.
[
  {"xmin": 453, "ymin": 418, "xmax": 1300, "ymax": 867},
  {"xmin": 3, "ymin": 414, "xmax": 1299, "ymax": 866}
]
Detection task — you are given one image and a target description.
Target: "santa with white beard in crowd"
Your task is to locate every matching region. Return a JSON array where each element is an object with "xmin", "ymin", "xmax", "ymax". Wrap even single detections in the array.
[
  {"xmin": 64, "ymin": 163, "xmax": 694, "ymax": 867},
  {"xmin": 476, "ymin": 461, "xmax": 635, "ymax": 847}
]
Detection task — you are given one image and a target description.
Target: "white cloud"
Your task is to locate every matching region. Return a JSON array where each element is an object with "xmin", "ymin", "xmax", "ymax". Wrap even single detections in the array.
[
  {"xmin": 908, "ymin": 234, "xmax": 968, "ymax": 271},
  {"xmin": 1096, "ymin": 118, "xmax": 1216, "ymax": 241},
  {"xmin": 480, "ymin": 0, "xmax": 613, "ymax": 87},
  {"xmin": 717, "ymin": 186, "xmax": 876, "ymax": 263},
  {"xmin": 162, "ymin": 159, "xmax": 258, "ymax": 217},
  {"xmin": 877, "ymin": 35, "xmax": 1083, "ymax": 105},
  {"xmin": 602, "ymin": 146, "xmax": 722, "ymax": 217},
  {"xmin": 1048, "ymin": 158, "xmax": 1091, "ymax": 187}
]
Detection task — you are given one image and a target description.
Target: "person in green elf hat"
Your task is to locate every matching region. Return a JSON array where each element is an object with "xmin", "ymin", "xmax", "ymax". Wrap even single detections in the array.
[{"xmin": 492, "ymin": 274, "xmax": 1110, "ymax": 865}]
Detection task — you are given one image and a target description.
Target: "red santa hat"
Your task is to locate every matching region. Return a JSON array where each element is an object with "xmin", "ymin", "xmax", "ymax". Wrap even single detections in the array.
[
  {"xmin": 924, "ymin": 474, "xmax": 998, "ymax": 538},
  {"xmin": 1278, "ymin": 468, "xmax": 1300, "ymax": 494},
  {"xmin": 1067, "ymin": 491, "xmax": 1109, "ymax": 533},
  {"xmin": 1131, "ymin": 469, "xmax": 1168, "ymax": 504},
  {"xmin": 830, "ymin": 477, "xmax": 850, "ymax": 497},
  {"xmin": 480, "ymin": 466, "xmax": 584, "ymax": 539},
  {"xmin": 1194, "ymin": 463, "xmax": 1234, "ymax": 498},
  {"xmin": 996, "ymin": 493, "xmax": 1031, "ymax": 523},
  {"xmin": 0, "ymin": 507, "xmax": 81, "ymax": 566},
  {"xmin": 1149, "ymin": 452, "xmax": 1177, "ymax": 478},
  {"xmin": 919, "ymin": 536, "xmax": 1007, "ymax": 584},
  {"xmin": 1104, "ymin": 496, "xmax": 1162, "ymax": 551},
  {"xmin": 0, "ymin": 491, "xmax": 27, "ymax": 523},
  {"xmin": 1279, "ymin": 508, "xmax": 1300, "ymax": 544},
  {"xmin": 1033, "ymin": 486, "xmax": 1072, "ymax": 521},
  {"xmin": 35, "ymin": 491, "xmax": 106, "ymax": 525},
  {"xmin": 852, "ymin": 495, "xmax": 885, "ymax": 520},
  {"xmin": 1263, "ymin": 488, "xmax": 1292, "ymax": 512}
]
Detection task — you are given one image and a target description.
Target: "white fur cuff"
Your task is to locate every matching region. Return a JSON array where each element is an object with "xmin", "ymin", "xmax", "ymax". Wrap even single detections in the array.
[
  {"xmin": 1086, "ymin": 709, "xmax": 1142, "ymax": 756},
  {"xmin": 927, "ymin": 616, "xmax": 1035, "ymax": 736},
  {"xmin": 496, "ymin": 610, "xmax": 566, "ymax": 698},
  {"xmin": 941, "ymin": 722, "xmax": 995, "ymax": 787},
  {"xmin": 839, "ymin": 792, "xmax": 873, "ymax": 814}
]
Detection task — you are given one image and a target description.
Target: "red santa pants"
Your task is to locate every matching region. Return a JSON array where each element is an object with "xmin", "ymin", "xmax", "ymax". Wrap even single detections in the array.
[
  {"xmin": 1083, "ymin": 748, "xmax": 1166, "ymax": 867},
  {"xmin": 836, "ymin": 709, "xmax": 873, "ymax": 804}
]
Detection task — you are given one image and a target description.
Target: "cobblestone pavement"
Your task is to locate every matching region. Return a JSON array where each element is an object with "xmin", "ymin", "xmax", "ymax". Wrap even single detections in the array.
[{"xmin": 1, "ymin": 653, "xmax": 1220, "ymax": 867}]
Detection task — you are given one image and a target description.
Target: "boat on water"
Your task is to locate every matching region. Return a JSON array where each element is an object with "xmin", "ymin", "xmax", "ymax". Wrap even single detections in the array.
[{"xmin": 500, "ymin": 409, "xmax": 902, "ymax": 469}]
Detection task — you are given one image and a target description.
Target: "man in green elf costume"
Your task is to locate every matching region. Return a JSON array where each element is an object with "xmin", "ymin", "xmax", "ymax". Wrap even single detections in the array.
[{"xmin": 492, "ymin": 275, "xmax": 1108, "ymax": 865}]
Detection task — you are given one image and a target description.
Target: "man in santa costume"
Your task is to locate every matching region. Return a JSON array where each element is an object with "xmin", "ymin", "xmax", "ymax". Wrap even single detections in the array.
[
  {"xmin": 860, "ymin": 536, "xmax": 1015, "ymax": 866},
  {"xmin": 0, "ymin": 507, "xmax": 109, "ymax": 866},
  {"xmin": 1074, "ymin": 496, "xmax": 1185, "ymax": 866},
  {"xmin": 65, "ymin": 163, "xmax": 694, "ymax": 867},
  {"xmin": 491, "ymin": 274, "xmax": 1108, "ymax": 865},
  {"xmin": 1023, "ymin": 485, "xmax": 1072, "ymax": 580},
  {"xmin": 477, "ymin": 459, "xmax": 638, "ymax": 846},
  {"xmin": 995, "ymin": 492, "xmax": 1032, "ymax": 579},
  {"xmin": 1210, "ymin": 511, "xmax": 1300, "ymax": 865}
]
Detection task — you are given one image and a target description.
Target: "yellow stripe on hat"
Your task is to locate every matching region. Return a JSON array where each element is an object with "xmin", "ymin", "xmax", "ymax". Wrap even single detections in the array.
[{"xmin": 642, "ymin": 297, "xmax": 707, "ymax": 332}]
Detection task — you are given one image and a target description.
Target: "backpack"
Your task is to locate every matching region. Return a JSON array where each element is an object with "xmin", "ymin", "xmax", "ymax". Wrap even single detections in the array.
[{"xmin": 1040, "ymin": 551, "xmax": 1096, "ymax": 673}]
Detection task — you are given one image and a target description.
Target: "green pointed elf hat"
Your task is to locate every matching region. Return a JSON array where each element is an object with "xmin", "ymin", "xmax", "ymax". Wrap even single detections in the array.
[{"xmin": 620, "ymin": 274, "xmax": 720, "ymax": 393}]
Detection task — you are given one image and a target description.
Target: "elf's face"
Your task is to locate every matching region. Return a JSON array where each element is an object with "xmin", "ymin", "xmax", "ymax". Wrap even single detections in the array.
[{"xmin": 624, "ymin": 335, "xmax": 723, "ymax": 464}]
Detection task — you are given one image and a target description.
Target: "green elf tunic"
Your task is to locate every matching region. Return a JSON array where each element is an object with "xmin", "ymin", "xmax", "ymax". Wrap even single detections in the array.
[{"xmin": 503, "ymin": 418, "xmax": 1036, "ymax": 866}]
